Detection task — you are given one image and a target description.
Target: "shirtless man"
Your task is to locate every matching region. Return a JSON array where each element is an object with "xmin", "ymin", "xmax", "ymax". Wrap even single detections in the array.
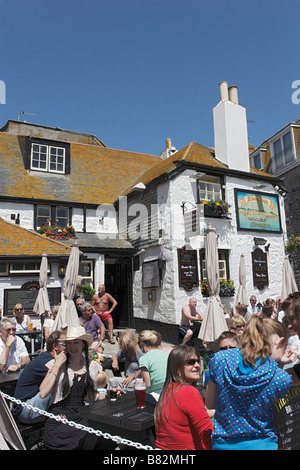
[
  {"xmin": 179, "ymin": 297, "xmax": 202, "ymax": 344},
  {"xmin": 91, "ymin": 284, "xmax": 118, "ymax": 344}
]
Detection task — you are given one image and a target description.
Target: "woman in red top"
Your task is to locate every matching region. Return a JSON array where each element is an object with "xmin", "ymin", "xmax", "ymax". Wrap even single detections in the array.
[{"xmin": 154, "ymin": 344, "xmax": 213, "ymax": 450}]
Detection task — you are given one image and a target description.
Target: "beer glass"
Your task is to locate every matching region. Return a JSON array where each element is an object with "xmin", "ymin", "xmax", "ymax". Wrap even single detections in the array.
[{"xmin": 134, "ymin": 378, "xmax": 146, "ymax": 409}]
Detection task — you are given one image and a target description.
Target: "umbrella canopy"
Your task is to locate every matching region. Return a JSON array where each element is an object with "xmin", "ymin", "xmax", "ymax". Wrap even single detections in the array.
[
  {"xmin": 0, "ymin": 393, "xmax": 26, "ymax": 450},
  {"xmin": 281, "ymin": 255, "xmax": 298, "ymax": 300},
  {"xmin": 33, "ymin": 253, "xmax": 51, "ymax": 316},
  {"xmin": 235, "ymin": 253, "xmax": 248, "ymax": 306},
  {"xmin": 51, "ymin": 244, "xmax": 80, "ymax": 332},
  {"xmin": 199, "ymin": 224, "xmax": 228, "ymax": 342}
]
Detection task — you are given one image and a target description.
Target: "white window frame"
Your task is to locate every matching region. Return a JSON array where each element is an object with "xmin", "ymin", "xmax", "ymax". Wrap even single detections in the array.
[
  {"xmin": 198, "ymin": 175, "xmax": 222, "ymax": 202},
  {"xmin": 270, "ymin": 129, "xmax": 296, "ymax": 173},
  {"xmin": 251, "ymin": 151, "xmax": 262, "ymax": 170},
  {"xmin": 201, "ymin": 251, "xmax": 228, "ymax": 281},
  {"xmin": 31, "ymin": 143, "xmax": 65, "ymax": 174},
  {"xmin": 9, "ymin": 261, "xmax": 50, "ymax": 275}
]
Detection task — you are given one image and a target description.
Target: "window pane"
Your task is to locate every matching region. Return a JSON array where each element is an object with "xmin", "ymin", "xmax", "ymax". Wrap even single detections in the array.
[{"xmin": 274, "ymin": 139, "xmax": 282, "ymax": 156}]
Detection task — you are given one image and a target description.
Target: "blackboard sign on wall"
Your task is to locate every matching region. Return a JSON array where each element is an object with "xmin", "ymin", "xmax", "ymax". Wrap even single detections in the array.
[
  {"xmin": 4, "ymin": 287, "xmax": 61, "ymax": 316},
  {"xmin": 252, "ymin": 248, "xmax": 269, "ymax": 290},
  {"xmin": 177, "ymin": 249, "xmax": 199, "ymax": 291}
]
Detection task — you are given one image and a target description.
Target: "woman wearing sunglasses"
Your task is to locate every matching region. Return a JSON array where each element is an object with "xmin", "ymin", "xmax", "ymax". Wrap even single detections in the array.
[
  {"xmin": 154, "ymin": 344, "xmax": 213, "ymax": 450},
  {"xmin": 205, "ymin": 316, "xmax": 296, "ymax": 450}
]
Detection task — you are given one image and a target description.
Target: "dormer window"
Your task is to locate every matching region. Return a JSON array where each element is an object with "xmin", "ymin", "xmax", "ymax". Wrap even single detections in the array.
[
  {"xmin": 250, "ymin": 151, "xmax": 263, "ymax": 170},
  {"xmin": 271, "ymin": 130, "xmax": 295, "ymax": 172},
  {"xmin": 31, "ymin": 143, "xmax": 65, "ymax": 173},
  {"xmin": 25, "ymin": 137, "xmax": 70, "ymax": 174}
]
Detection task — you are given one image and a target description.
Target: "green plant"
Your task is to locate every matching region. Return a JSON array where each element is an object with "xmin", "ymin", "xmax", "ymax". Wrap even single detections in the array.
[
  {"xmin": 38, "ymin": 221, "xmax": 76, "ymax": 239},
  {"xmin": 203, "ymin": 199, "xmax": 231, "ymax": 218},
  {"xmin": 80, "ymin": 283, "xmax": 95, "ymax": 298},
  {"xmin": 286, "ymin": 235, "xmax": 300, "ymax": 253},
  {"xmin": 200, "ymin": 278, "xmax": 235, "ymax": 297}
]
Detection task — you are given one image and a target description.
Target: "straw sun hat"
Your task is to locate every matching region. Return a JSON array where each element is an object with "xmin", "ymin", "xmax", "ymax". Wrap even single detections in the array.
[{"xmin": 65, "ymin": 326, "xmax": 93, "ymax": 347}]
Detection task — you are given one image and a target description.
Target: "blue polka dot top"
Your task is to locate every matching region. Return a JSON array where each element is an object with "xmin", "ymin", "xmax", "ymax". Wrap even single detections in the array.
[{"xmin": 209, "ymin": 348, "xmax": 292, "ymax": 442}]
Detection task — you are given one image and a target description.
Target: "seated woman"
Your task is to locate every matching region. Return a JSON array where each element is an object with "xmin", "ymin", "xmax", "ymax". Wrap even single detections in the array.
[
  {"xmin": 155, "ymin": 344, "xmax": 213, "ymax": 450},
  {"xmin": 40, "ymin": 326, "xmax": 102, "ymax": 450},
  {"xmin": 13, "ymin": 304, "xmax": 30, "ymax": 332},
  {"xmin": 111, "ymin": 329, "xmax": 144, "ymax": 386},
  {"xmin": 138, "ymin": 330, "xmax": 168, "ymax": 394}
]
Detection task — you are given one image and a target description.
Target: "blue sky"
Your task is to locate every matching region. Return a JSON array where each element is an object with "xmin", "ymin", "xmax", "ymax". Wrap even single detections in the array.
[{"xmin": 0, "ymin": 0, "xmax": 299, "ymax": 156}]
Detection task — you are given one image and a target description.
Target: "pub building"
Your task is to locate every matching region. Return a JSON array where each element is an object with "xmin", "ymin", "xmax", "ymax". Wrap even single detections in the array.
[{"xmin": 0, "ymin": 82, "xmax": 291, "ymax": 342}]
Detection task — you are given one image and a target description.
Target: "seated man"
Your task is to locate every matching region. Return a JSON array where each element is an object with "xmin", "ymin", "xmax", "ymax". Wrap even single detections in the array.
[
  {"xmin": 12, "ymin": 330, "xmax": 66, "ymax": 424},
  {"xmin": 178, "ymin": 297, "xmax": 202, "ymax": 344},
  {"xmin": 92, "ymin": 284, "xmax": 117, "ymax": 344},
  {"xmin": 80, "ymin": 302, "xmax": 106, "ymax": 343},
  {"xmin": 0, "ymin": 317, "xmax": 30, "ymax": 372}
]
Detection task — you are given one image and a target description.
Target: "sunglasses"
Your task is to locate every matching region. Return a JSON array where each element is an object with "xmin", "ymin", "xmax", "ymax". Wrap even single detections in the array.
[
  {"xmin": 185, "ymin": 358, "xmax": 200, "ymax": 366},
  {"xmin": 15, "ymin": 308, "xmax": 23, "ymax": 311},
  {"xmin": 5, "ymin": 328, "xmax": 16, "ymax": 332},
  {"xmin": 219, "ymin": 346, "xmax": 237, "ymax": 351}
]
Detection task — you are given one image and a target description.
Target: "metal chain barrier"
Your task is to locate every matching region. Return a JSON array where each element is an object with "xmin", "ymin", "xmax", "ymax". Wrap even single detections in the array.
[{"xmin": 1, "ymin": 392, "xmax": 153, "ymax": 450}]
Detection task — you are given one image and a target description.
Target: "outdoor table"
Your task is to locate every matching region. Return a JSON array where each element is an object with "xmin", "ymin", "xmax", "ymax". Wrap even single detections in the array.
[
  {"xmin": 0, "ymin": 370, "xmax": 22, "ymax": 392},
  {"xmin": 16, "ymin": 329, "xmax": 42, "ymax": 356},
  {"xmin": 79, "ymin": 391, "xmax": 155, "ymax": 450}
]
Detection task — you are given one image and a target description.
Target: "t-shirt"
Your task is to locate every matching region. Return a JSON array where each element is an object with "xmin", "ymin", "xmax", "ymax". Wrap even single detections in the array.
[
  {"xmin": 0, "ymin": 336, "xmax": 28, "ymax": 372},
  {"xmin": 273, "ymin": 364, "xmax": 300, "ymax": 450},
  {"xmin": 80, "ymin": 314, "xmax": 103, "ymax": 340},
  {"xmin": 13, "ymin": 351, "xmax": 53, "ymax": 416},
  {"xmin": 115, "ymin": 348, "xmax": 144, "ymax": 377},
  {"xmin": 155, "ymin": 384, "xmax": 213, "ymax": 450},
  {"xmin": 139, "ymin": 349, "xmax": 168, "ymax": 393},
  {"xmin": 209, "ymin": 348, "xmax": 292, "ymax": 443}
]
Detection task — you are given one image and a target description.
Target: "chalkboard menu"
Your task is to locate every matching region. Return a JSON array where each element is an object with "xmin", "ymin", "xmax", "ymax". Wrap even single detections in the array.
[
  {"xmin": 252, "ymin": 248, "xmax": 269, "ymax": 290},
  {"xmin": 142, "ymin": 260, "xmax": 161, "ymax": 288},
  {"xmin": 177, "ymin": 249, "xmax": 199, "ymax": 291},
  {"xmin": 4, "ymin": 287, "xmax": 61, "ymax": 316}
]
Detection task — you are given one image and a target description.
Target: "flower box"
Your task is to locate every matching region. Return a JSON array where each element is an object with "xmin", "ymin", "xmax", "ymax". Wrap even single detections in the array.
[
  {"xmin": 38, "ymin": 222, "xmax": 76, "ymax": 240},
  {"xmin": 203, "ymin": 199, "xmax": 231, "ymax": 219},
  {"xmin": 200, "ymin": 278, "xmax": 235, "ymax": 297}
]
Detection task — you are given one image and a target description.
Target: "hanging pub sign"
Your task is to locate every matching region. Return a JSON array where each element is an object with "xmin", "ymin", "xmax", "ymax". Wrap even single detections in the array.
[
  {"xmin": 252, "ymin": 248, "xmax": 269, "ymax": 290},
  {"xmin": 177, "ymin": 249, "xmax": 199, "ymax": 291}
]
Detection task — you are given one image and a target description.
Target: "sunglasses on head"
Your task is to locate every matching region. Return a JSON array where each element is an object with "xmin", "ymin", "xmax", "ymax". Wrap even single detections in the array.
[{"xmin": 185, "ymin": 358, "xmax": 200, "ymax": 366}]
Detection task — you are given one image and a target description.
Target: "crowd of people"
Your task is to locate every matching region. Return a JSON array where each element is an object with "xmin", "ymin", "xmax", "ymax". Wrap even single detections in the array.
[{"xmin": 1, "ymin": 284, "xmax": 300, "ymax": 451}]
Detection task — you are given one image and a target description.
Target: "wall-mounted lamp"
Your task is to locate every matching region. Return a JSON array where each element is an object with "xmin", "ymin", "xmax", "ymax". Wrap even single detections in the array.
[
  {"xmin": 58, "ymin": 265, "xmax": 66, "ymax": 279},
  {"xmin": 254, "ymin": 237, "xmax": 267, "ymax": 246}
]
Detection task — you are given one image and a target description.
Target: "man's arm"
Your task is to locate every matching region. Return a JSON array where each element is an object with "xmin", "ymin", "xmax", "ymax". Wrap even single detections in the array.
[{"xmin": 106, "ymin": 294, "xmax": 118, "ymax": 314}]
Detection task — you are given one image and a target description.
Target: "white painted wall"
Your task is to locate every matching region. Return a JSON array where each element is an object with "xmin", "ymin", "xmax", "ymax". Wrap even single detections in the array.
[{"xmin": 131, "ymin": 169, "xmax": 288, "ymax": 325}]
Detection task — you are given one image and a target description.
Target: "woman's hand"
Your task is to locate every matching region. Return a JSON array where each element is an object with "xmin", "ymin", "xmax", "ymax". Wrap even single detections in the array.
[{"xmin": 280, "ymin": 345, "xmax": 300, "ymax": 365}]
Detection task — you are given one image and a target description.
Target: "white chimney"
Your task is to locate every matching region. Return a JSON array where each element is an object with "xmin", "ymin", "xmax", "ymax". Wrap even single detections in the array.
[{"xmin": 213, "ymin": 82, "xmax": 250, "ymax": 172}]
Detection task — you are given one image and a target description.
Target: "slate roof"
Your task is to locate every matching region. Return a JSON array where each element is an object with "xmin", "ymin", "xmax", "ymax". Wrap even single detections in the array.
[
  {"xmin": 0, "ymin": 122, "xmax": 161, "ymax": 206},
  {"xmin": 0, "ymin": 217, "xmax": 73, "ymax": 257},
  {"xmin": 122, "ymin": 141, "xmax": 274, "ymax": 196}
]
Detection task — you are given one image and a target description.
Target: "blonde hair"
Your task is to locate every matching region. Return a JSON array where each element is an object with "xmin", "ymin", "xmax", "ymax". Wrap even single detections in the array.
[
  {"xmin": 118, "ymin": 329, "xmax": 139, "ymax": 361},
  {"xmin": 240, "ymin": 316, "xmax": 289, "ymax": 367},
  {"xmin": 138, "ymin": 330, "xmax": 161, "ymax": 348},
  {"xmin": 232, "ymin": 314, "xmax": 246, "ymax": 327}
]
